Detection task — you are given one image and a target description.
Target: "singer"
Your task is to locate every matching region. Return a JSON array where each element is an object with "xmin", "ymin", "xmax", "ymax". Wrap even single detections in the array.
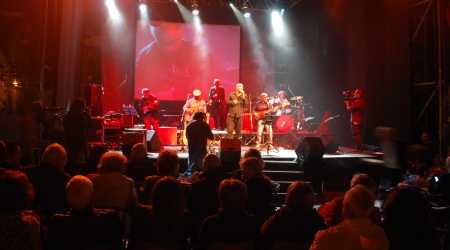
[{"xmin": 226, "ymin": 83, "xmax": 247, "ymax": 138}]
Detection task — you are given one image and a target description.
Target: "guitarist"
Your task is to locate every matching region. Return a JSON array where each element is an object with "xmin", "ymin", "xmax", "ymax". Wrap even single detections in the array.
[
  {"xmin": 254, "ymin": 92, "xmax": 273, "ymax": 148},
  {"xmin": 140, "ymin": 88, "xmax": 160, "ymax": 132}
]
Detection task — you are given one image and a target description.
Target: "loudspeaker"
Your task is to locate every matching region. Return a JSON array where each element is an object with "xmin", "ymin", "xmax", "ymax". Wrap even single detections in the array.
[
  {"xmin": 158, "ymin": 127, "xmax": 177, "ymax": 145},
  {"xmin": 147, "ymin": 130, "xmax": 161, "ymax": 153},
  {"xmin": 220, "ymin": 138, "xmax": 241, "ymax": 172},
  {"xmin": 122, "ymin": 130, "xmax": 146, "ymax": 156},
  {"xmin": 295, "ymin": 137, "xmax": 325, "ymax": 163}
]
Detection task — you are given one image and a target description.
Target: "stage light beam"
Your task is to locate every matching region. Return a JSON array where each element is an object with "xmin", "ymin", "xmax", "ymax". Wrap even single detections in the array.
[
  {"xmin": 105, "ymin": 0, "xmax": 121, "ymax": 22},
  {"xmin": 192, "ymin": 9, "xmax": 199, "ymax": 16},
  {"xmin": 139, "ymin": 3, "xmax": 147, "ymax": 13},
  {"xmin": 271, "ymin": 10, "xmax": 284, "ymax": 37}
]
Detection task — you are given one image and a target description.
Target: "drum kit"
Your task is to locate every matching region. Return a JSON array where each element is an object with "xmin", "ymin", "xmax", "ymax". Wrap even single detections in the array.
[{"xmin": 242, "ymin": 95, "xmax": 313, "ymax": 133}]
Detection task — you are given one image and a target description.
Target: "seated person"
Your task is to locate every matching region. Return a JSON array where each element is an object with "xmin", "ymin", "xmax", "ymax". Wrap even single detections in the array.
[
  {"xmin": 261, "ymin": 181, "xmax": 325, "ymax": 250},
  {"xmin": 0, "ymin": 170, "xmax": 41, "ymax": 250},
  {"xmin": 198, "ymin": 179, "xmax": 259, "ymax": 250},
  {"xmin": 130, "ymin": 177, "xmax": 191, "ymax": 250},
  {"xmin": 47, "ymin": 175, "xmax": 123, "ymax": 250}
]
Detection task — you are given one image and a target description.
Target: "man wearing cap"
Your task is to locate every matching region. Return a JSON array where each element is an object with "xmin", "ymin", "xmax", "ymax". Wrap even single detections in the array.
[
  {"xmin": 139, "ymin": 88, "xmax": 160, "ymax": 132},
  {"xmin": 208, "ymin": 78, "xmax": 226, "ymax": 130},
  {"xmin": 183, "ymin": 89, "xmax": 207, "ymax": 126},
  {"xmin": 226, "ymin": 83, "xmax": 247, "ymax": 138}
]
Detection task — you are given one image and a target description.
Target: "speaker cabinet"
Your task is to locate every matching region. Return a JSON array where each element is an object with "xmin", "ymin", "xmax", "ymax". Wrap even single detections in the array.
[
  {"xmin": 220, "ymin": 138, "xmax": 241, "ymax": 172},
  {"xmin": 296, "ymin": 137, "xmax": 325, "ymax": 163},
  {"xmin": 147, "ymin": 130, "xmax": 161, "ymax": 153},
  {"xmin": 158, "ymin": 127, "xmax": 177, "ymax": 146}
]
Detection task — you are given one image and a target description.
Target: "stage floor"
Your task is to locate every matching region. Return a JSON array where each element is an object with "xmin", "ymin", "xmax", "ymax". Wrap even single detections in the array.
[{"xmin": 147, "ymin": 146, "xmax": 378, "ymax": 161}]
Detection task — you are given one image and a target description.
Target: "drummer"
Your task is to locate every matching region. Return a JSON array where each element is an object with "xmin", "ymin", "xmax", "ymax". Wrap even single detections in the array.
[{"xmin": 271, "ymin": 90, "xmax": 291, "ymax": 115}]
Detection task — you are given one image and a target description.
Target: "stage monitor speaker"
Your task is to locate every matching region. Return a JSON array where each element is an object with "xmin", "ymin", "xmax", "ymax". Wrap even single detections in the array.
[
  {"xmin": 147, "ymin": 130, "xmax": 161, "ymax": 153},
  {"xmin": 295, "ymin": 137, "xmax": 325, "ymax": 163},
  {"xmin": 158, "ymin": 127, "xmax": 177, "ymax": 145},
  {"xmin": 122, "ymin": 130, "xmax": 146, "ymax": 156},
  {"xmin": 88, "ymin": 117, "xmax": 104, "ymax": 143},
  {"xmin": 220, "ymin": 138, "xmax": 241, "ymax": 172}
]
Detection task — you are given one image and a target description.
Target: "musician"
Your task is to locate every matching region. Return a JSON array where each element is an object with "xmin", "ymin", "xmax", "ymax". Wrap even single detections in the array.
[
  {"xmin": 271, "ymin": 90, "xmax": 291, "ymax": 115},
  {"xmin": 183, "ymin": 89, "xmax": 207, "ymax": 125},
  {"xmin": 343, "ymin": 88, "xmax": 365, "ymax": 150},
  {"xmin": 185, "ymin": 112, "xmax": 214, "ymax": 176},
  {"xmin": 140, "ymin": 88, "xmax": 160, "ymax": 132},
  {"xmin": 226, "ymin": 83, "xmax": 247, "ymax": 138},
  {"xmin": 208, "ymin": 78, "xmax": 226, "ymax": 130},
  {"xmin": 255, "ymin": 93, "xmax": 273, "ymax": 148}
]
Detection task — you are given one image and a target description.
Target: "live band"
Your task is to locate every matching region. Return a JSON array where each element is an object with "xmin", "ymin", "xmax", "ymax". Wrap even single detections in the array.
[{"xmin": 138, "ymin": 78, "xmax": 364, "ymax": 149}]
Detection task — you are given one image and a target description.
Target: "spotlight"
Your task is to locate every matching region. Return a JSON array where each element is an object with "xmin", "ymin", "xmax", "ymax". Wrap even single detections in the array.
[
  {"xmin": 242, "ymin": 2, "xmax": 250, "ymax": 18},
  {"xmin": 12, "ymin": 79, "xmax": 19, "ymax": 87},
  {"xmin": 174, "ymin": 0, "xmax": 178, "ymax": 2},
  {"xmin": 191, "ymin": 1, "xmax": 199, "ymax": 15},
  {"xmin": 229, "ymin": 3, "xmax": 234, "ymax": 7},
  {"xmin": 105, "ymin": 0, "xmax": 121, "ymax": 21},
  {"xmin": 271, "ymin": 9, "xmax": 284, "ymax": 37},
  {"xmin": 139, "ymin": 3, "xmax": 147, "ymax": 13}
]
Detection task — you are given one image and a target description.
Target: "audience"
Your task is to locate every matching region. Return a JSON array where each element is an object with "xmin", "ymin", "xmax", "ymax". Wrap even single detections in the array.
[
  {"xmin": 318, "ymin": 173, "xmax": 380, "ymax": 227},
  {"xmin": 382, "ymin": 186, "xmax": 439, "ymax": 250},
  {"xmin": 310, "ymin": 185, "xmax": 389, "ymax": 250},
  {"xmin": 125, "ymin": 143, "xmax": 155, "ymax": 188},
  {"xmin": 240, "ymin": 157, "xmax": 275, "ymax": 226},
  {"xmin": 198, "ymin": 179, "xmax": 259, "ymax": 250},
  {"xmin": 188, "ymin": 154, "xmax": 228, "ymax": 246},
  {"xmin": 0, "ymin": 170, "xmax": 41, "ymax": 250},
  {"xmin": 26, "ymin": 143, "xmax": 71, "ymax": 218},
  {"xmin": 131, "ymin": 176, "xmax": 190, "ymax": 250},
  {"xmin": 261, "ymin": 181, "xmax": 325, "ymax": 250},
  {"xmin": 92, "ymin": 151, "xmax": 137, "ymax": 211},
  {"xmin": 47, "ymin": 175, "xmax": 123, "ymax": 250},
  {"xmin": 141, "ymin": 149, "xmax": 179, "ymax": 204}
]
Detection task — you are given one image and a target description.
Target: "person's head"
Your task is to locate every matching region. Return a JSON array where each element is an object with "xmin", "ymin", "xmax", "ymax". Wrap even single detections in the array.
[
  {"xmin": 260, "ymin": 92, "xmax": 269, "ymax": 102},
  {"xmin": 240, "ymin": 157, "xmax": 263, "ymax": 180},
  {"xmin": 156, "ymin": 149, "xmax": 179, "ymax": 177},
  {"xmin": 219, "ymin": 179, "xmax": 248, "ymax": 210},
  {"xmin": 0, "ymin": 170, "xmax": 34, "ymax": 213},
  {"xmin": 350, "ymin": 173, "xmax": 377, "ymax": 195},
  {"xmin": 193, "ymin": 111, "xmax": 206, "ymax": 122},
  {"xmin": 193, "ymin": 89, "xmax": 201, "ymax": 100},
  {"xmin": 130, "ymin": 143, "xmax": 148, "ymax": 162},
  {"xmin": 70, "ymin": 99, "xmax": 85, "ymax": 114},
  {"xmin": 236, "ymin": 83, "xmax": 244, "ymax": 92},
  {"xmin": 278, "ymin": 90, "xmax": 287, "ymax": 99},
  {"xmin": 98, "ymin": 151, "xmax": 127, "ymax": 174},
  {"xmin": 342, "ymin": 185, "xmax": 375, "ymax": 220},
  {"xmin": 151, "ymin": 176, "xmax": 185, "ymax": 218},
  {"xmin": 285, "ymin": 181, "xmax": 315, "ymax": 210},
  {"xmin": 142, "ymin": 88, "xmax": 151, "ymax": 98},
  {"xmin": 202, "ymin": 154, "xmax": 222, "ymax": 174},
  {"xmin": 66, "ymin": 175, "xmax": 94, "ymax": 211},
  {"xmin": 383, "ymin": 186, "xmax": 431, "ymax": 227},
  {"xmin": 243, "ymin": 148, "xmax": 264, "ymax": 168},
  {"xmin": 213, "ymin": 78, "xmax": 221, "ymax": 87},
  {"xmin": 41, "ymin": 143, "xmax": 67, "ymax": 171}
]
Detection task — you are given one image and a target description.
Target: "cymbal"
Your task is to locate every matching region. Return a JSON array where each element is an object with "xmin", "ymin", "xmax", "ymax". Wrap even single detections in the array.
[{"xmin": 290, "ymin": 96, "xmax": 303, "ymax": 101}]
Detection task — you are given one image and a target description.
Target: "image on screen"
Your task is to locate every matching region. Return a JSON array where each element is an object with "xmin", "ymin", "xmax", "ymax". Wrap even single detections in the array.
[{"xmin": 135, "ymin": 20, "xmax": 241, "ymax": 100}]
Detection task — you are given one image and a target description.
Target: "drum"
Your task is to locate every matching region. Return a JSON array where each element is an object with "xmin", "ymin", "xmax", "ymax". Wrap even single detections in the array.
[
  {"xmin": 274, "ymin": 115, "xmax": 294, "ymax": 133},
  {"xmin": 242, "ymin": 112, "xmax": 257, "ymax": 131}
]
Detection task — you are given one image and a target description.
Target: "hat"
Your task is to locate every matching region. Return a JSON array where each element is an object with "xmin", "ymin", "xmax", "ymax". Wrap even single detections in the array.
[
  {"xmin": 141, "ymin": 88, "xmax": 150, "ymax": 95},
  {"xmin": 193, "ymin": 89, "xmax": 201, "ymax": 97}
]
